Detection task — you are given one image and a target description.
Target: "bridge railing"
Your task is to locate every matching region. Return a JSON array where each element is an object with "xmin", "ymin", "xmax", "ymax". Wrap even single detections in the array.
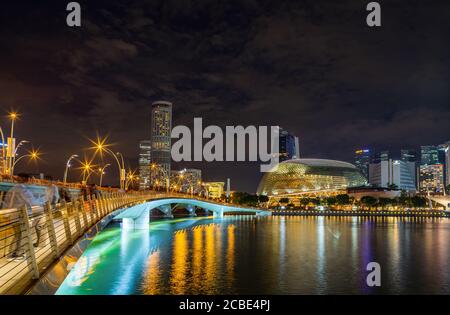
[{"xmin": 0, "ymin": 190, "xmax": 157, "ymax": 295}]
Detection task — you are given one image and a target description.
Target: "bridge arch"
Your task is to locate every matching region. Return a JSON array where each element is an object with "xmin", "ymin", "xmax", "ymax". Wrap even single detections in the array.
[{"xmin": 114, "ymin": 197, "xmax": 270, "ymax": 229}]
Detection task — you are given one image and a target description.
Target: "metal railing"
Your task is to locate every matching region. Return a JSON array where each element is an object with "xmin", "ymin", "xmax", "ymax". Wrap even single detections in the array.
[{"xmin": 0, "ymin": 191, "xmax": 159, "ymax": 295}]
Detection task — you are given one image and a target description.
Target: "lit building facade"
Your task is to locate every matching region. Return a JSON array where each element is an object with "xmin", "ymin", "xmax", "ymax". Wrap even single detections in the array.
[
  {"xmin": 354, "ymin": 149, "xmax": 371, "ymax": 180},
  {"xmin": 369, "ymin": 159, "xmax": 416, "ymax": 192},
  {"xmin": 257, "ymin": 159, "xmax": 367, "ymax": 197},
  {"xmin": 150, "ymin": 101, "xmax": 172, "ymax": 182},
  {"xmin": 419, "ymin": 164, "xmax": 444, "ymax": 194},
  {"xmin": 138, "ymin": 140, "xmax": 152, "ymax": 190},
  {"xmin": 171, "ymin": 168, "xmax": 202, "ymax": 193},
  {"xmin": 279, "ymin": 128, "xmax": 300, "ymax": 162},
  {"xmin": 204, "ymin": 182, "xmax": 225, "ymax": 199},
  {"xmin": 419, "ymin": 145, "xmax": 445, "ymax": 194}
]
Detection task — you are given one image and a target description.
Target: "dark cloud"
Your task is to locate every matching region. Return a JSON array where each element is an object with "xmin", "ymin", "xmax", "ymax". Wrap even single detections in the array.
[{"xmin": 0, "ymin": 0, "xmax": 449, "ymax": 191}]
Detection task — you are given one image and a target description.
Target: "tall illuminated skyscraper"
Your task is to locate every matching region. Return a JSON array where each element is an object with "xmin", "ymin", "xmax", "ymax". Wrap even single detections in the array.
[
  {"xmin": 419, "ymin": 145, "xmax": 445, "ymax": 194},
  {"xmin": 151, "ymin": 101, "xmax": 172, "ymax": 180},
  {"xmin": 354, "ymin": 149, "xmax": 371, "ymax": 180},
  {"xmin": 279, "ymin": 128, "xmax": 299, "ymax": 162},
  {"xmin": 138, "ymin": 140, "xmax": 151, "ymax": 190}
]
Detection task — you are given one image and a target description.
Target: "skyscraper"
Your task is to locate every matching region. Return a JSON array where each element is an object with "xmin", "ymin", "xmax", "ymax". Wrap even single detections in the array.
[
  {"xmin": 279, "ymin": 128, "xmax": 300, "ymax": 162},
  {"xmin": 354, "ymin": 149, "xmax": 371, "ymax": 180},
  {"xmin": 401, "ymin": 149, "xmax": 418, "ymax": 189},
  {"xmin": 444, "ymin": 142, "xmax": 450, "ymax": 188},
  {"xmin": 369, "ymin": 159, "xmax": 416, "ymax": 192},
  {"xmin": 151, "ymin": 101, "xmax": 172, "ymax": 182},
  {"xmin": 419, "ymin": 145, "xmax": 445, "ymax": 194},
  {"xmin": 138, "ymin": 140, "xmax": 151, "ymax": 190}
]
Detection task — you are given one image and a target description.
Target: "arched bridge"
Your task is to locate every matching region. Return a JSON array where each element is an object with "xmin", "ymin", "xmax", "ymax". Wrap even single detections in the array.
[
  {"xmin": 114, "ymin": 197, "xmax": 271, "ymax": 229},
  {"xmin": 428, "ymin": 195, "xmax": 450, "ymax": 210}
]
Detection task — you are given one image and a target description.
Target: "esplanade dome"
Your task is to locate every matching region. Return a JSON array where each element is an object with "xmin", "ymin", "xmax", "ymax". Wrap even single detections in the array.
[{"xmin": 257, "ymin": 159, "xmax": 367, "ymax": 196}]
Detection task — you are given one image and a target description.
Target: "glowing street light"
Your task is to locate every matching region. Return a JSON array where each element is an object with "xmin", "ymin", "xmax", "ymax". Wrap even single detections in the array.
[
  {"xmin": 89, "ymin": 136, "xmax": 126, "ymax": 190},
  {"xmin": 63, "ymin": 154, "xmax": 79, "ymax": 184},
  {"xmin": 12, "ymin": 149, "xmax": 40, "ymax": 173},
  {"xmin": 98, "ymin": 163, "xmax": 110, "ymax": 187},
  {"xmin": 6, "ymin": 111, "xmax": 19, "ymax": 175}
]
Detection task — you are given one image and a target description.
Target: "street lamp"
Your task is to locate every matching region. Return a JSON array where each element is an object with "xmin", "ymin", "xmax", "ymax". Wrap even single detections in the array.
[
  {"xmin": 63, "ymin": 154, "xmax": 79, "ymax": 184},
  {"xmin": 6, "ymin": 112, "xmax": 18, "ymax": 175},
  {"xmin": 12, "ymin": 149, "xmax": 40, "ymax": 174},
  {"xmin": 0, "ymin": 126, "xmax": 6, "ymax": 175},
  {"xmin": 98, "ymin": 163, "xmax": 110, "ymax": 187},
  {"xmin": 91, "ymin": 137, "xmax": 126, "ymax": 190}
]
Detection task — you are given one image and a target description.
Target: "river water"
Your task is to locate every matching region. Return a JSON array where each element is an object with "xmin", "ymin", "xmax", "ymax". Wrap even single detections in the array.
[{"xmin": 56, "ymin": 215, "xmax": 450, "ymax": 295}]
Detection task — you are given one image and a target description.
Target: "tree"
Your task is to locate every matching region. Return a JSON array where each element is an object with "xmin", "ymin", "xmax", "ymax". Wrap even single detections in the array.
[
  {"xmin": 258, "ymin": 195, "xmax": 269, "ymax": 203},
  {"xmin": 325, "ymin": 196, "xmax": 337, "ymax": 206},
  {"xmin": 360, "ymin": 196, "xmax": 377, "ymax": 208},
  {"xmin": 411, "ymin": 196, "xmax": 426, "ymax": 208},
  {"xmin": 377, "ymin": 197, "xmax": 392, "ymax": 208},
  {"xmin": 279, "ymin": 197, "xmax": 290, "ymax": 205},
  {"xmin": 309, "ymin": 197, "xmax": 320, "ymax": 206},
  {"xmin": 336, "ymin": 194, "xmax": 350, "ymax": 205},
  {"xmin": 299, "ymin": 198, "xmax": 310, "ymax": 207}
]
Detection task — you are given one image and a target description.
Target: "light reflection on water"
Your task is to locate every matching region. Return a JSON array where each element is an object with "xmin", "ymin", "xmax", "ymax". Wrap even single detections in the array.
[{"xmin": 56, "ymin": 216, "xmax": 450, "ymax": 295}]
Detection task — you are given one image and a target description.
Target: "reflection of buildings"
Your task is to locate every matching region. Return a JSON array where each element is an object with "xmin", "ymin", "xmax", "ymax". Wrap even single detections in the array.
[
  {"xmin": 279, "ymin": 128, "xmax": 299, "ymax": 162},
  {"xmin": 151, "ymin": 101, "xmax": 172, "ymax": 181},
  {"xmin": 419, "ymin": 145, "xmax": 445, "ymax": 194},
  {"xmin": 257, "ymin": 159, "xmax": 367, "ymax": 198},
  {"xmin": 138, "ymin": 140, "xmax": 151, "ymax": 190},
  {"xmin": 204, "ymin": 182, "xmax": 225, "ymax": 199},
  {"xmin": 354, "ymin": 149, "xmax": 371, "ymax": 180}
]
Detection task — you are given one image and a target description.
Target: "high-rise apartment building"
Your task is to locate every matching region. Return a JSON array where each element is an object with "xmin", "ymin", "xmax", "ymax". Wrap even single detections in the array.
[
  {"xmin": 151, "ymin": 101, "xmax": 172, "ymax": 183},
  {"xmin": 138, "ymin": 140, "xmax": 151, "ymax": 190}
]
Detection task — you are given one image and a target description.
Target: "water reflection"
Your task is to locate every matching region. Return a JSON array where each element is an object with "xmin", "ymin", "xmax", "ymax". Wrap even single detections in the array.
[{"xmin": 57, "ymin": 216, "xmax": 450, "ymax": 295}]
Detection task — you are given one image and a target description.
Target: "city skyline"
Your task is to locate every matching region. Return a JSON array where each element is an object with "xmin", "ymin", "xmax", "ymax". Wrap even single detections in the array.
[{"xmin": 1, "ymin": 1, "xmax": 450, "ymax": 192}]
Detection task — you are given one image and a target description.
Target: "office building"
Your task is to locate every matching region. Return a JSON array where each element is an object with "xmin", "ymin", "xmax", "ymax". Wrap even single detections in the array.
[
  {"xmin": 279, "ymin": 128, "xmax": 300, "ymax": 162},
  {"xmin": 401, "ymin": 149, "xmax": 418, "ymax": 189},
  {"xmin": 151, "ymin": 101, "xmax": 172, "ymax": 182},
  {"xmin": 419, "ymin": 145, "xmax": 445, "ymax": 194},
  {"xmin": 369, "ymin": 159, "xmax": 416, "ymax": 192},
  {"xmin": 138, "ymin": 140, "xmax": 152, "ymax": 190},
  {"xmin": 354, "ymin": 149, "xmax": 371, "ymax": 180}
]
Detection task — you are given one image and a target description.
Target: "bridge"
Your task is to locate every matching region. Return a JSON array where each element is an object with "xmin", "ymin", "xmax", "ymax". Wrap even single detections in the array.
[
  {"xmin": 0, "ymin": 189, "xmax": 270, "ymax": 294},
  {"xmin": 114, "ymin": 197, "xmax": 271, "ymax": 229},
  {"xmin": 428, "ymin": 195, "xmax": 450, "ymax": 210}
]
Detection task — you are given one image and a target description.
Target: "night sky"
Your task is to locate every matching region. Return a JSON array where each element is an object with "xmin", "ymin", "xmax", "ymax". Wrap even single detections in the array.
[{"xmin": 0, "ymin": 1, "xmax": 449, "ymax": 192}]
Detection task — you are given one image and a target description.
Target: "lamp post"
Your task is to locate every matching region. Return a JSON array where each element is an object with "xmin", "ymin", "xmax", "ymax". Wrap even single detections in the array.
[
  {"xmin": 63, "ymin": 154, "xmax": 79, "ymax": 184},
  {"xmin": 0, "ymin": 126, "xmax": 5, "ymax": 175},
  {"xmin": 12, "ymin": 150, "xmax": 39, "ymax": 173},
  {"xmin": 6, "ymin": 112, "xmax": 18, "ymax": 175},
  {"xmin": 10, "ymin": 140, "xmax": 29, "ymax": 175},
  {"xmin": 98, "ymin": 163, "xmax": 110, "ymax": 187}
]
